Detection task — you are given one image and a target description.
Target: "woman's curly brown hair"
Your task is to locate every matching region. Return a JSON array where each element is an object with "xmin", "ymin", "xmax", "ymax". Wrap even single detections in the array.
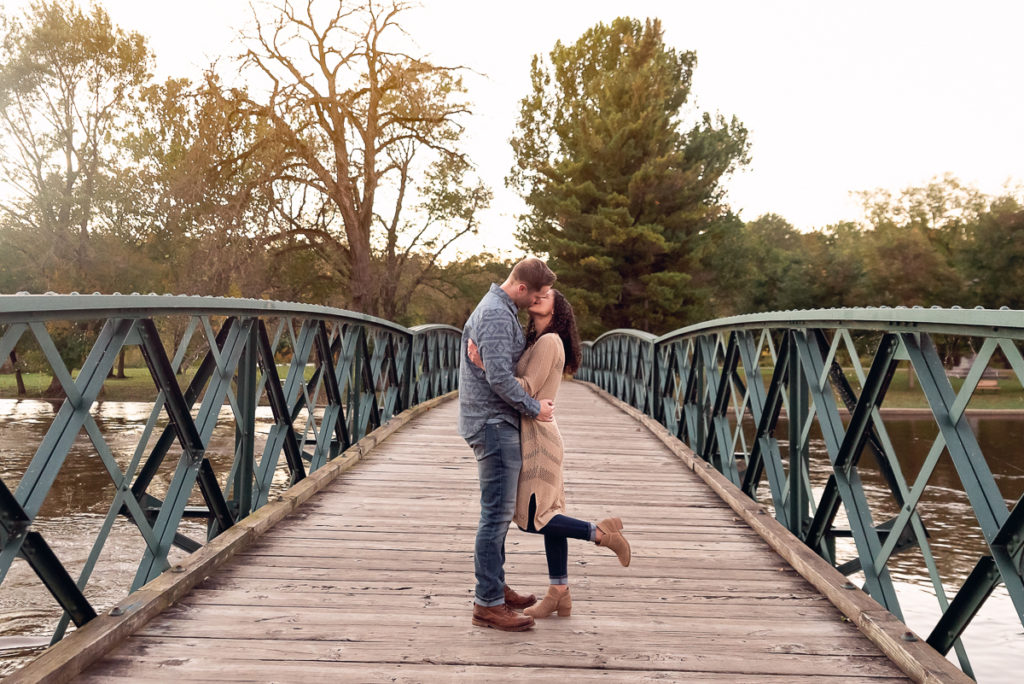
[{"xmin": 525, "ymin": 289, "xmax": 582, "ymax": 375}]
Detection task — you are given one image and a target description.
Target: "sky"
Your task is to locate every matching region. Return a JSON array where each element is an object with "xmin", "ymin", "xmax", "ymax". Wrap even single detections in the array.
[{"xmin": 3, "ymin": 0, "xmax": 1023, "ymax": 257}]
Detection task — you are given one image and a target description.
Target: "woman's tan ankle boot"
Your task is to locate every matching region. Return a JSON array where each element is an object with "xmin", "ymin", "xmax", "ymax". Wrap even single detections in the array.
[
  {"xmin": 524, "ymin": 586, "xmax": 572, "ymax": 618},
  {"xmin": 597, "ymin": 517, "xmax": 631, "ymax": 566}
]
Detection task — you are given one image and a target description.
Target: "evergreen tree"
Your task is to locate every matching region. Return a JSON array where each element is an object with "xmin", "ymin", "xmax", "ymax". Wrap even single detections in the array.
[{"xmin": 509, "ymin": 17, "xmax": 749, "ymax": 337}]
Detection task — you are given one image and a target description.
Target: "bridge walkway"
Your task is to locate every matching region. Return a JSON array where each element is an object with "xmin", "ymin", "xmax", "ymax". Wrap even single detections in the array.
[{"xmin": 76, "ymin": 381, "xmax": 912, "ymax": 682}]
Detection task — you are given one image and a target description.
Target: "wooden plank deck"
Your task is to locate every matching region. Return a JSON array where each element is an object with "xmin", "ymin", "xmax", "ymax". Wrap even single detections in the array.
[{"xmin": 77, "ymin": 381, "xmax": 913, "ymax": 682}]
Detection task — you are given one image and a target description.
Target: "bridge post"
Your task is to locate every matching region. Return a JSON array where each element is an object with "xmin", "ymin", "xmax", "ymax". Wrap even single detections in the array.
[
  {"xmin": 651, "ymin": 339, "xmax": 662, "ymax": 424},
  {"xmin": 233, "ymin": 320, "xmax": 258, "ymax": 520},
  {"xmin": 787, "ymin": 330, "xmax": 810, "ymax": 536},
  {"xmin": 405, "ymin": 330, "xmax": 416, "ymax": 408}
]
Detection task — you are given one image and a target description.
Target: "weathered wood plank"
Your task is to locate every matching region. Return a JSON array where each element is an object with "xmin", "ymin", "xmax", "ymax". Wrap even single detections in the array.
[
  {"xmin": 187, "ymin": 576, "xmax": 841, "ymax": 607},
  {"xmin": 79, "ymin": 650, "xmax": 907, "ymax": 683},
  {"xmin": 180, "ymin": 589, "xmax": 844, "ymax": 619},
  {"xmin": 82, "ymin": 636, "xmax": 911, "ymax": 678},
  {"xmin": 228, "ymin": 553, "xmax": 800, "ymax": 579},
  {"xmin": 131, "ymin": 603, "xmax": 885, "ymax": 642}
]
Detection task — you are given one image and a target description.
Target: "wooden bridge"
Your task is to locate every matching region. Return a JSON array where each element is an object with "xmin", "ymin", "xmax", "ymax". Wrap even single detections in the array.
[{"xmin": 12, "ymin": 381, "xmax": 965, "ymax": 683}]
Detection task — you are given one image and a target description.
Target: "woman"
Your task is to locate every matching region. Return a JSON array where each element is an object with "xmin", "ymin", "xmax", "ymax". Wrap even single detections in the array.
[{"xmin": 468, "ymin": 289, "xmax": 631, "ymax": 618}]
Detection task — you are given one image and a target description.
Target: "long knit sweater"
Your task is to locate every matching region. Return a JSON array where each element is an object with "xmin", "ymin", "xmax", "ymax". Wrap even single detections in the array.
[{"xmin": 512, "ymin": 332, "xmax": 566, "ymax": 531}]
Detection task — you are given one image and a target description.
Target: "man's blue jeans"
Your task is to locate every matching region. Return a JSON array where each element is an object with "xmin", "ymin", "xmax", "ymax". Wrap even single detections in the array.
[{"xmin": 470, "ymin": 421, "xmax": 521, "ymax": 606}]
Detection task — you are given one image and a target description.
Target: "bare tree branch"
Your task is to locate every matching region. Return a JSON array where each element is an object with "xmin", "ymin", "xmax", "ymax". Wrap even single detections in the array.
[{"xmin": 232, "ymin": 0, "xmax": 483, "ymax": 316}]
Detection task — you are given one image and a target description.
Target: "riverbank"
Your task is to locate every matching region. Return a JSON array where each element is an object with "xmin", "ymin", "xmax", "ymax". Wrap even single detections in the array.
[
  {"xmin": 0, "ymin": 365, "xmax": 301, "ymax": 403},
  {"xmin": 853, "ymin": 367, "xmax": 1024, "ymax": 411},
  {"xmin": 0, "ymin": 367, "xmax": 181, "ymax": 402}
]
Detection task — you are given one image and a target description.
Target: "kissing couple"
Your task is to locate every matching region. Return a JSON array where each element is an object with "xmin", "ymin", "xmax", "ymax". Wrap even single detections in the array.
[{"xmin": 458, "ymin": 257, "xmax": 631, "ymax": 631}]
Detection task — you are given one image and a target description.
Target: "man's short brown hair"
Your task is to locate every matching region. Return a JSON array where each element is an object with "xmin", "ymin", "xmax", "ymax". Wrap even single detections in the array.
[{"xmin": 511, "ymin": 257, "xmax": 556, "ymax": 292}]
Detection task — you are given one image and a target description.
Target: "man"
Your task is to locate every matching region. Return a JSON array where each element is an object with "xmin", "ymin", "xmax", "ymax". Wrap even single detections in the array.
[{"xmin": 459, "ymin": 257, "xmax": 557, "ymax": 631}]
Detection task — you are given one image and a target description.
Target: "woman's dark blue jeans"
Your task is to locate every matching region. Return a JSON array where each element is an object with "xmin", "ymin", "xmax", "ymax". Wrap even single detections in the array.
[{"xmin": 524, "ymin": 496, "xmax": 595, "ymax": 584}]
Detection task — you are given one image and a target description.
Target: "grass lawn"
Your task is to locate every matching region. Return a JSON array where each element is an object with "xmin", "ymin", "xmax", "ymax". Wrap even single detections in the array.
[
  {"xmin": 0, "ymin": 367, "xmax": 173, "ymax": 402},
  {"xmin": 0, "ymin": 365, "xmax": 309, "ymax": 402},
  {"xmin": 883, "ymin": 368, "xmax": 1024, "ymax": 409}
]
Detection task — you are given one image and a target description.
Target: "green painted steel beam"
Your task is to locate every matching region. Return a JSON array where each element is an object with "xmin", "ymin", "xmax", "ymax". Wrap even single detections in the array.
[
  {"xmin": 255, "ymin": 319, "xmax": 307, "ymax": 486},
  {"xmin": 739, "ymin": 332, "xmax": 789, "ymax": 524},
  {"xmin": 791, "ymin": 331, "xmax": 903, "ymax": 615},
  {"xmin": 657, "ymin": 306, "xmax": 1024, "ymax": 342},
  {"xmin": 0, "ymin": 294, "xmax": 411, "ymax": 336},
  {"xmin": 19, "ymin": 531, "xmax": 97, "ymax": 627},
  {"xmin": 233, "ymin": 321, "xmax": 258, "ymax": 519},
  {"xmin": 928, "ymin": 556, "xmax": 1000, "ymax": 656}
]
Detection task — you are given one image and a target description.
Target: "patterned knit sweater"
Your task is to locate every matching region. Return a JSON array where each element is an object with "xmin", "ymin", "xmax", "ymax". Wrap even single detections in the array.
[{"xmin": 458, "ymin": 284, "xmax": 540, "ymax": 442}]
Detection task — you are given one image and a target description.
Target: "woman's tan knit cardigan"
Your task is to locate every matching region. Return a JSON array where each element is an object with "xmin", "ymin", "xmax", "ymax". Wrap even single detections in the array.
[{"xmin": 512, "ymin": 332, "xmax": 566, "ymax": 531}]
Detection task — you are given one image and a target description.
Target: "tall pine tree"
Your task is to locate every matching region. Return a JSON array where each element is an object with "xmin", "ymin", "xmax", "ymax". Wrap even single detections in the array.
[{"xmin": 510, "ymin": 18, "xmax": 749, "ymax": 337}]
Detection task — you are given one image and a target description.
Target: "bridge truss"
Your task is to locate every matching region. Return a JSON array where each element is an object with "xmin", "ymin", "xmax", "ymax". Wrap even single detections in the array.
[
  {"xmin": 0, "ymin": 294, "xmax": 460, "ymax": 646},
  {"xmin": 578, "ymin": 307, "xmax": 1024, "ymax": 677}
]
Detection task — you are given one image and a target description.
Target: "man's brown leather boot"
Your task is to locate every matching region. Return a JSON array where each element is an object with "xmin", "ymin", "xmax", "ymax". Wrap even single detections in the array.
[
  {"xmin": 503, "ymin": 584, "xmax": 537, "ymax": 610},
  {"xmin": 472, "ymin": 603, "xmax": 535, "ymax": 631}
]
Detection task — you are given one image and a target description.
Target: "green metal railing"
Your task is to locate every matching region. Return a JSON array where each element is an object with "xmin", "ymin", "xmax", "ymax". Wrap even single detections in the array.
[
  {"xmin": 578, "ymin": 307, "xmax": 1024, "ymax": 678},
  {"xmin": 0, "ymin": 294, "xmax": 460, "ymax": 644}
]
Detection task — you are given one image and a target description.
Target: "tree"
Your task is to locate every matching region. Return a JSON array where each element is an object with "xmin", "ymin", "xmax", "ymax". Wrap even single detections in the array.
[
  {"xmin": 854, "ymin": 174, "xmax": 986, "ymax": 259},
  {"xmin": 959, "ymin": 195, "xmax": 1024, "ymax": 309},
  {"xmin": 853, "ymin": 176, "xmax": 978, "ymax": 307},
  {"xmin": 123, "ymin": 74, "xmax": 288, "ymax": 299},
  {"xmin": 714, "ymin": 216, "xmax": 870, "ymax": 315},
  {"xmin": 0, "ymin": 1, "xmax": 154, "ymax": 395},
  {"xmin": 858, "ymin": 219, "xmax": 962, "ymax": 307},
  {"xmin": 0, "ymin": 0, "xmax": 152, "ymax": 291},
  {"xmin": 237, "ymin": 0, "xmax": 487, "ymax": 316},
  {"xmin": 686, "ymin": 210, "xmax": 750, "ymax": 318},
  {"xmin": 0, "ymin": 214, "xmax": 48, "ymax": 292},
  {"xmin": 377, "ymin": 156, "xmax": 492, "ymax": 320},
  {"xmin": 736, "ymin": 214, "xmax": 808, "ymax": 313},
  {"xmin": 398, "ymin": 253, "xmax": 512, "ymax": 327},
  {"xmin": 804, "ymin": 222, "xmax": 868, "ymax": 309},
  {"xmin": 509, "ymin": 17, "xmax": 749, "ymax": 337}
]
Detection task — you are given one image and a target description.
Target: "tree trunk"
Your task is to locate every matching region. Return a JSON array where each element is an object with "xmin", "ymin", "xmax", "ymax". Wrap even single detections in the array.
[
  {"xmin": 115, "ymin": 348, "xmax": 126, "ymax": 378},
  {"xmin": 43, "ymin": 374, "xmax": 66, "ymax": 399},
  {"xmin": 349, "ymin": 230, "xmax": 377, "ymax": 315},
  {"xmin": 10, "ymin": 351, "xmax": 26, "ymax": 396}
]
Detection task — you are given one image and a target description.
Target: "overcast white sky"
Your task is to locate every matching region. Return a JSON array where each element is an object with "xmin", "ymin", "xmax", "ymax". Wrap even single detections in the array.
[{"xmin": 4, "ymin": 0, "xmax": 1023, "ymax": 257}]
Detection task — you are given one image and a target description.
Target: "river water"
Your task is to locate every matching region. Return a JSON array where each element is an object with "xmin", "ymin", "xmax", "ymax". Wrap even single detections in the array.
[
  {"xmin": 0, "ymin": 399, "xmax": 295, "ymax": 678},
  {"xmin": 766, "ymin": 413, "xmax": 1024, "ymax": 682},
  {"xmin": 0, "ymin": 400, "xmax": 1022, "ymax": 680}
]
